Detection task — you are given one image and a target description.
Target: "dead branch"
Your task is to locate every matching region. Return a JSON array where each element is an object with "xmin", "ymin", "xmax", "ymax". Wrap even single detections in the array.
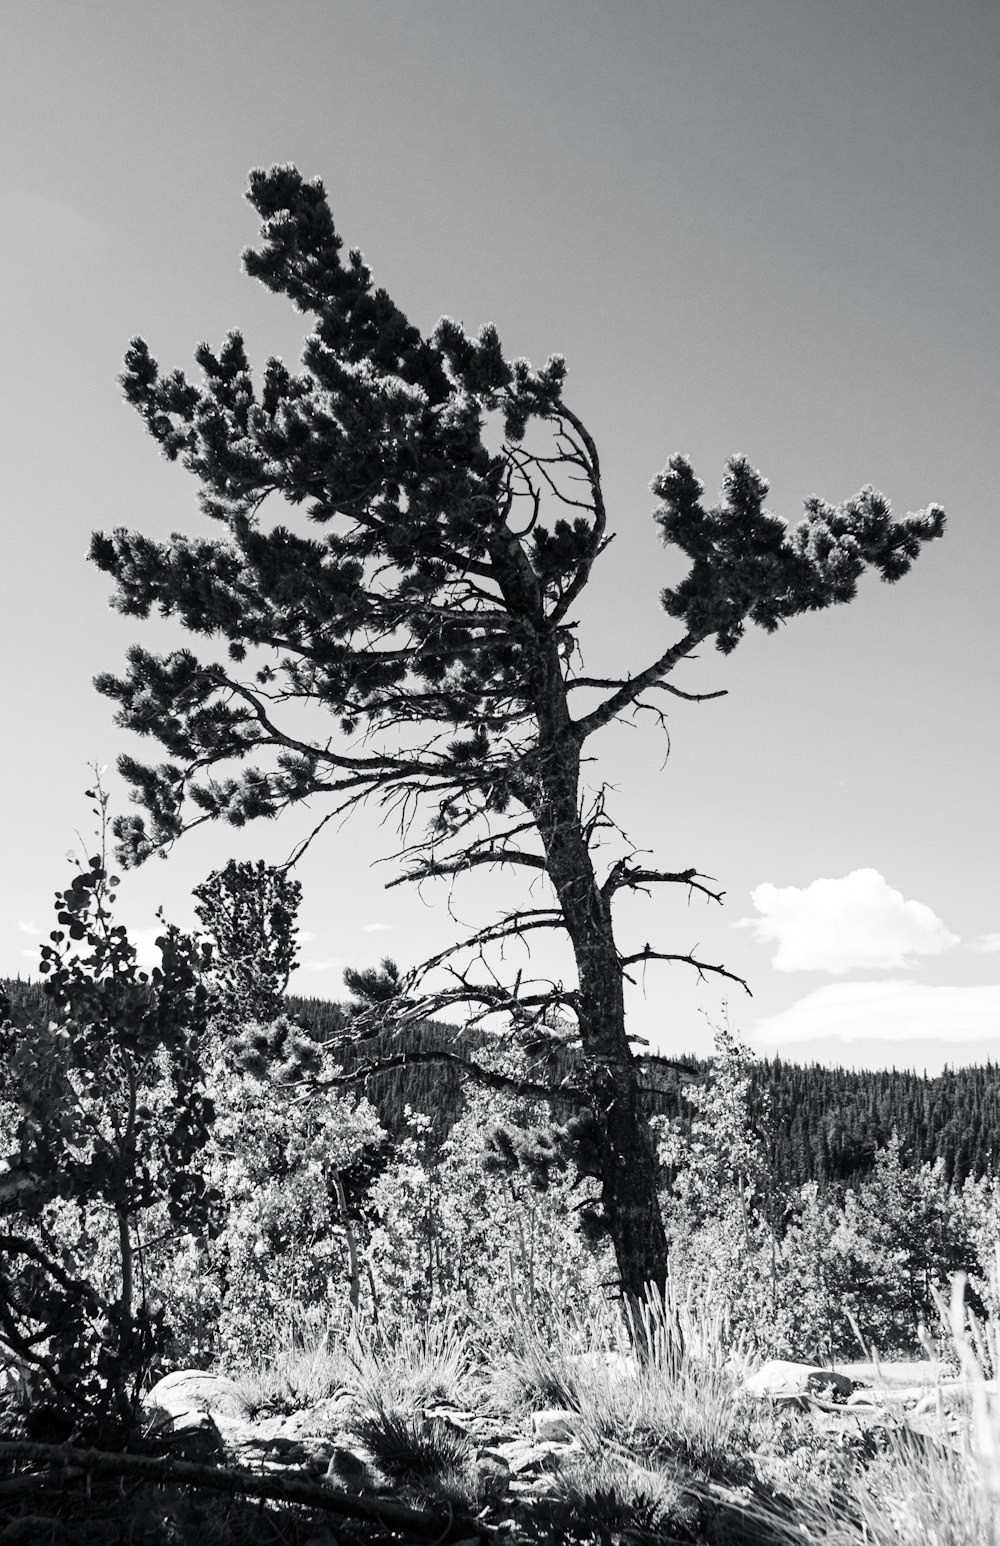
[
  {"xmin": 0, "ymin": 1440, "xmax": 491, "ymax": 1540},
  {"xmin": 619, "ymin": 945, "xmax": 751, "ymax": 994},
  {"xmin": 602, "ymin": 863, "xmax": 725, "ymax": 905},
  {"xmin": 306, "ymin": 1046, "xmax": 588, "ymax": 1109},
  {"xmin": 387, "ymin": 843, "xmax": 549, "ymax": 886},
  {"xmin": 573, "ymin": 631, "xmax": 726, "ymax": 741},
  {"xmin": 568, "ymin": 676, "xmax": 727, "ymax": 704}
]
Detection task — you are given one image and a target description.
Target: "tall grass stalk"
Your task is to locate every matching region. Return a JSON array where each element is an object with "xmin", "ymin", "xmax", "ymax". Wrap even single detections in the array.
[
  {"xmin": 227, "ymin": 1307, "xmax": 355, "ymax": 1414},
  {"xmin": 344, "ymin": 1306, "xmax": 478, "ymax": 1411},
  {"xmin": 769, "ymin": 1270, "xmax": 1000, "ymax": 1546},
  {"xmin": 489, "ymin": 1292, "xmax": 627, "ymax": 1413},
  {"xmin": 625, "ymin": 1268, "xmax": 756, "ymax": 1379}
]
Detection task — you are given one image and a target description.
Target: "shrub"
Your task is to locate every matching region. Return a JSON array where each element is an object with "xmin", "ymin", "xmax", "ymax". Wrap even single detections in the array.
[{"xmin": 0, "ymin": 782, "xmax": 216, "ymax": 1442}]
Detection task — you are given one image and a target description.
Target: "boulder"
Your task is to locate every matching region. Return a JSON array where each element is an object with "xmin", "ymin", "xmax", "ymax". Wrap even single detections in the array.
[
  {"xmin": 324, "ymin": 1445, "xmax": 369, "ymax": 1490},
  {"xmin": 744, "ymin": 1361, "xmax": 854, "ymax": 1401},
  {"xmin": 476, "ymin": 1451, "xmax": 511, "ymax": 1502},
  {"xmin": 146, "ymin": 1369, "xmax": 249, "ymax": 1420},
  {"xmin": 912, "ymin": 1378, "xmax": 1000, "ymax": 1416},
  {"xmin": 493, "ymin": 1435, "xmax": 580, "ymax": 1475},
  {"xmin": 532, "ymin": 1408, "xmax": 578, "ymax": 1441}
]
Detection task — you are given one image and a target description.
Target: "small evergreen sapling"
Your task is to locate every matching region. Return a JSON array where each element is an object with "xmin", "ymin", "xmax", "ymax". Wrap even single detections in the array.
[
  {"xmin": 191, "ymin": 858, "xmax": 389, "ymax": 1331},
  {"xmin": 193, "ymin": 858, "xmax": 301, "ymax": 1031}
]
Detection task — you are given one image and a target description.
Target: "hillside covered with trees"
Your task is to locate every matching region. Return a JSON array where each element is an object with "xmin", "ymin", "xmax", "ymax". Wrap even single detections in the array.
[{"xmin": 4, "ymin": 972, "xmax": 996, "ymax": 1189}]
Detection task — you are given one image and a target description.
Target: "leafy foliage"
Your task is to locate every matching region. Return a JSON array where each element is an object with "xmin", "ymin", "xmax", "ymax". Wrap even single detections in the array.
[
  {"xmin": 364, "ymin": 1089, "xmax": 609, "ymax": 1335},
  {"xmin": 0, "ymin": 783, "xmax": 216, "ymax": 1442},
  {"xmin": 656, "ymin": 1029, "xmax": 990, "ymax": 1360},
  {"xmin": 200, "ymin": 1053, "xmax": 386, "ymax": 1362},
  {"xmin": 10, "ymin": 976, "xmax": 1000, "ymax": 1189}
]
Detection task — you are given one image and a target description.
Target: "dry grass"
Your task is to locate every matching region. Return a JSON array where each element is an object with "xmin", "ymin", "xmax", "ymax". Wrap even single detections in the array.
[
  {"xmin": 210, "ymin": 1258, "xmax": 1000, "ymax": 1545},
  {"xmin": 763, "ymin": 1267, "xmax": 1000, "ymax": 1546},
  {"xmin": 343, "ymin": 1306, "xmax": 480, "ymax": 1411},
  {"xmin": 225, "ymin": 1303, "xmax": 355, "ymax": 1415}
]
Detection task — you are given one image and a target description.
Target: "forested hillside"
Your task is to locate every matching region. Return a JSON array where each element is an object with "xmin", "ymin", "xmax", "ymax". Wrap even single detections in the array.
[{"xmin": 5, "ymin": 975, "xmax": 996, "ymax": 1190}]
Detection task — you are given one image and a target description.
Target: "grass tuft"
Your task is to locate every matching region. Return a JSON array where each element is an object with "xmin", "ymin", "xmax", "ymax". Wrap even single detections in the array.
[
  {"xmin": 524, "ymin": 1452, "xmax": 687, "ymax": 1545},
  {"xmin": 344, "ymin": 1308, "xmax": 479, "ymax": 1411},
  {"xmin": 348, "ymin": 1399, "xmax": 475, "ymax": 1481},
  {"xmin": 227, "ymin": 1311, "xmax": 354, "ymax": 1416}
]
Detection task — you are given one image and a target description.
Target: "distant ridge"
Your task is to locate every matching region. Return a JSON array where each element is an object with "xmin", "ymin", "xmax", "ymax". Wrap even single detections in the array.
[{"xmin": 4, "ymin": 979, "xmax": 997, "ymax": 1189}]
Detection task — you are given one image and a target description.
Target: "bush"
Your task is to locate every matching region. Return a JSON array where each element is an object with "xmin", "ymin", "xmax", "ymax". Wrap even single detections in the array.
[{"xmin": 0, "ymin": 787, "xmax": 216, "ymax": 1442}]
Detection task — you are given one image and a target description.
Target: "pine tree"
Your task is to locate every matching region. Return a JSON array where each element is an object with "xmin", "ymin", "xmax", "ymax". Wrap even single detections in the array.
[{"xmin": 90, "ymin": 163, "xmax": 945, "ymax": 1302}]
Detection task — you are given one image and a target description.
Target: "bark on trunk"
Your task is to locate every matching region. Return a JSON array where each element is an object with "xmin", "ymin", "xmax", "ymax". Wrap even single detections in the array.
[
  {"xmin": 490, "ymin": 529, "xmax": 670, "ymax": 1305},
  {"xmin": 528, "ymin": 734, "xmax": 670, "ymax": 1303}
]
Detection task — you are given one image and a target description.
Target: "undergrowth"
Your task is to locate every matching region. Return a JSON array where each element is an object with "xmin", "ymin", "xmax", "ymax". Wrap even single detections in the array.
[{"xmin": 219, "ymin": 1266, "xmax": 1000, "ymax": 1546}]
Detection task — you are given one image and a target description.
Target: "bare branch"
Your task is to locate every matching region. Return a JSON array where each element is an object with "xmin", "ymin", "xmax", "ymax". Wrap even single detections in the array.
[
  {"xmin": 309, "ymin": 1047, "xmax": 588, "ymax": 1109},
  {"xmin": 388, "ymin": 844, "xmax": 549, "ymax": 887},
  {"xmin": 573, "ymin": 631, "xmax": 715, "ymax": 741},
  {"xmin": 619, "ymin": 945, "xmax": 751, "ymax": 994},
  {"xmin": 411, "ymin": 910, "xmax": 566, "ymax": 979},
  {"xmin": 602, "ymin": 863, "xmax": 725, "ymax": 905},
  {"xmin": 568, "ymin": 675, "xmax": 726, "ymax": 704}
]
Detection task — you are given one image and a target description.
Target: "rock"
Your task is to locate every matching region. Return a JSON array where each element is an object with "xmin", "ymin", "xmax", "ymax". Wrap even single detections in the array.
[
  {"xmin": 863, "ymin": 1384, "xmax": 938, "ymax": 1406},
  {"xmin": 834, "ymin": 1360, "xmax": 944, "ymax": 1388},
  {"xmin": 744, "ymin": 1361, "xmax": 853, "ymax": 1401},
  {"xmin": 147, "ymin": 1369, "xmax": 249, "ymax": 1419},
  {"xmin": 155, "ymin": 1407, "xmax": 227, "ymax": 1462},
  {"xmin": 325, "ymin": 1444, "xmax": 369, "ymax": 1490},
  {"xmin": 912, "ymin": 1378, "xmax": 1000, "ymax": 1416},
  {"xmin": 423, "ymin": 1405, "xmax": 475, "ymax": 1432},
  {"xmin": 532, "ymin": 1408, "xmax": 578, "ymax": 1441},
  {"xmin": 476, "ymin": 1451, "xmax": 511, "ymax": 1501},
  {"xmin": 495, "ymin": 1436, "xmax": 581, "ymax": 1474},
  {"xmin": 140, "ymin": 1401, "xmax": 174, "ymax": 1434}
]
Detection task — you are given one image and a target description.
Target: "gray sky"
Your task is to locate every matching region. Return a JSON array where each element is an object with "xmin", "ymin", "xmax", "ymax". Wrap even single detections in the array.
[{"xmin": 2, "ymin": 1, "xmax": 997, "ymax": 1072}]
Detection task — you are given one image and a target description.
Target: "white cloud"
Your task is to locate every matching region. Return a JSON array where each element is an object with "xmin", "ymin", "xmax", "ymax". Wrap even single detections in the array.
[
  {"xmin": 297, "ymin": 957, "xmax": 346, "ymax": 975},
  {"xmin": 738, "ymin": 869, "xmax": 958, "ymax": 972},
  {"xmin": 970, "ymin": 933, "xmax": 1000, "ymax": 955},
  {"xmin": 297, "ymin": 930, "xmax": 317, "ymax": 943},
  {"xmin": 17, "ymin": 921, "xmax": 44, "ymax": 937},
  {"xmin": 750, "ymin": 979, "xmax": 1000, "ymax": 1049},
  {"xmin": 362, "ymin": 923, "xmax": 394, "ymax": 933}
]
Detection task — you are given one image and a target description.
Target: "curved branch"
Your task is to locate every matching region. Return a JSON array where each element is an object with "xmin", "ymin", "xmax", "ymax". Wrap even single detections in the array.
[
  {"xmin": 619, "ymin": 946, "xmax": 751, "ymax": 994},
  {"xmin": 569, "ymin": 676, "xmax": 726, "ymax": 705},
  {"xmin": 411, "ymin": 911, "xmax": 566, "ymax": 978},
  {"xmin": 387, "ymin": 845, "xmax": 549, "ymax": 887},
  {"xmin": 312, "ymin": 1048, "xmax": 587, "ymax": 1110}
]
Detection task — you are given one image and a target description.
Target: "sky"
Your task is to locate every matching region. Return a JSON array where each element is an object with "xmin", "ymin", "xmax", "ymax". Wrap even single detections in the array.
[{"xmin": 1, "ymin": 0, "xmax": 998, "ymax": 1075}]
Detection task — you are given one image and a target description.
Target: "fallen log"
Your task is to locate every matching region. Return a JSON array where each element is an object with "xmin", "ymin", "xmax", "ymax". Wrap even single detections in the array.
[{"xmin": 0, "ymin": 1440, "xmax": 490, "ymax": 1541}]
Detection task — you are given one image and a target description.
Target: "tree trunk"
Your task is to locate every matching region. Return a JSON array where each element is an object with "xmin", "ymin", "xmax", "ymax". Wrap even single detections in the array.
[
  {"xmin": 528, "ymin": 736, "xmax": 670, "ymax": 1304},
  {"xmin": 331, "ymin": 1169, "xmax": 360, "ymax": 1315},
  {"xmin": 492, "ymin": 533, "xmax": 670, "ymax": 1305}
]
